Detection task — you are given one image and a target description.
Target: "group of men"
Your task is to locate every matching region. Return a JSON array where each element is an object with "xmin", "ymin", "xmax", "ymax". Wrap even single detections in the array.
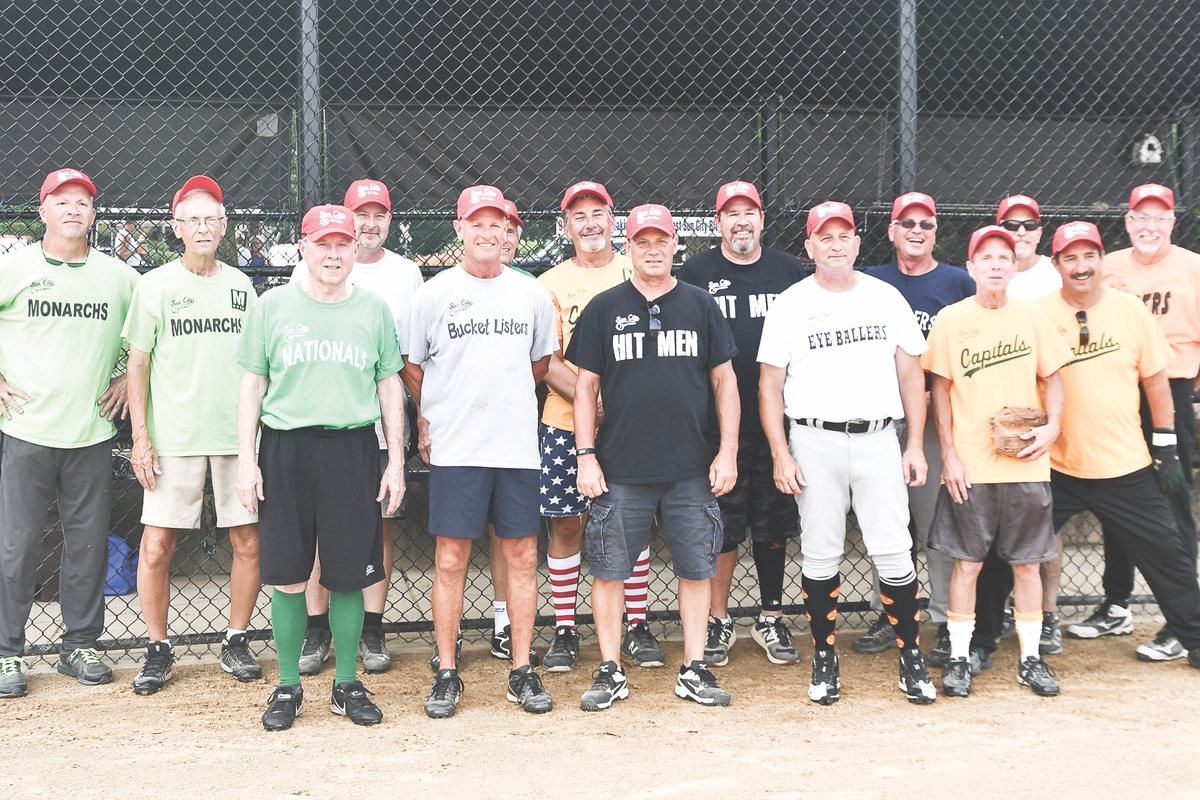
[{"xmin": 1, "ymin": 167, "xmax": 1198, "ymax": 731}]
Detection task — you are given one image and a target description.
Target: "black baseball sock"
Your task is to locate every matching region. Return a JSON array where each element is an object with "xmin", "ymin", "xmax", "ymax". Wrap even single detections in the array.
[
  {"xmin": 752, "ymin": 540, "xmax": 787, "ymax": 614},
  {"xmin": 880, "ymin": 573, "xmax": 921, "ymax": 649},
  {"xmin": 363, "ymin": 611, "xmax": 384, "ymax": 629},
  {"xmin": 802, "ymin": 574, "xmax": 840, "ymax": 652},
  {"xmin": 307, "ymin": 612, "xmax": 330, "ymax": 631}
]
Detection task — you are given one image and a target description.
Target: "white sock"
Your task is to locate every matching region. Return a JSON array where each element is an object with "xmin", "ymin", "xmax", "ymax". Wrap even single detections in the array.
[
  {"xmin": 947, "ymin": 616, "xmax": 975, "ymax": 661},
  {"xmin": 225, "ymin": 628, "xmax": 245, "ymax": 641},
  {"xmin": 493, "ymin": 601, "xmax": 509, "ymax": 633},
  {"xmin": 1014, "ymin": 614, "xmax": 1042, "ymax": 661}
]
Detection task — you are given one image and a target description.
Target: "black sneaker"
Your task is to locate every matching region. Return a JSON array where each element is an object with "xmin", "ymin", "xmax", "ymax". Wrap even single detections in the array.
[
  {"xmin": 132, "ymin": 642, "xmax": 174, "ymax": 695},
  {"xmin": 898, "ymin": 647, "xmax": 936, "ymax": 704},
  {"xmin": 704, "ymin": 617, "xmax": 736, "ymax": 667},
  {"xmin": 429, "ymin": 629, "xmax": 464, "ymax": 673},
  {"xmin": 621, "ymin": 620, "xmax": 665, "ymax": 668},
  {"xmin": 675, "ymin": 660, "xmax": 731, "ymax": 706},
  {"xmin": 221, "ymin": 633, "xmax": 263, "ymax": 682},
  {"xmin": 942, "ymin": 657, "xmax": 972, "ymax": 697},
  {"xmin": 542, "ymin": 626, "xmax": 580, "ymax": 672},
  {"xmin": 1188, "ymin": 649, "xmax": 1200, "ymax": 670},
  {"xmin": 262, "ymin": 685, "xmax": 303, "ymax": 731},
  {"xmin": 969, "ymin": 646, "xmax": 993, "ymax": 676},
  {"xmin": 851, "ymin": 614, "xmax": 897, "ymax": 654},
  {"xmin": 1040, "ymin": 612, "xmax": 1064, "ymax": 656},
  {"xmin": 489, "ymin": 625, "xmax": 540, "ymax": 667},
  {"xmin": 298, "ymin": 626, "xmax": 331, "ymax": 676},
  {"xmin": 808, "ymin": 649, "xmax": 840, "ymax": 705},
  {"xmin": 579, "ymin": 661, "xmax": 629, "ymax": 712},
  {"xmin": 1000, "ymin": 607, "xmax": 1017, "ymax": 640},
  {"xmin": 359, "ymin": 625, "xmax": 393, "ymax": 674},
  {"xmin": 57, "ymin": 647, "xmax": 113, "ymax": 686},
  {"xmin": 0, "ymin": 656, "xmax": 28, "ymax": 699},
  {"xmin": 1018, "ymin": 656, "xmax": 1060, "ymax": 697},
  {"xmin": 425, "ymin": 669, "xmax": 463, "ymax": 719},
  {"xmin": 506, "ymin": 665, "xmax": 553, "ymax": 713},
  {"xmin": 331, "ymin": 680, "xmax": 383, "ymax": 725},
  {"xmin": 927, "ymin": 623, "xmax": 951, "ymax": 668}
]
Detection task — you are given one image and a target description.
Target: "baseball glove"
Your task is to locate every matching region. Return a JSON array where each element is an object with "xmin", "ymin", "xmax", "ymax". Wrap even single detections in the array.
[{"xmin": 989, "ymin": 406, "xmax": 1048, "ymax": 458}]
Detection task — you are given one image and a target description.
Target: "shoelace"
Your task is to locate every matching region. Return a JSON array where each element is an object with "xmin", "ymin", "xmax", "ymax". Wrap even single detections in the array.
[
  {"xmin": 1, "ymin": 657, "xmax": 22, "ymax": 675},
  {"xmin": 71, "ymin": 648, "xmax": 102, "ymax": 664},
  {"xmin": 431, "ymin": 672, "xmax": 463, "ymax": 700},
  {"xmin": 690, "ymin": 663, "xmax": 719, "ymax": 688},
  {"xmin": 518, "ymin": 671, "xmax": 545, "ymax": 697}
]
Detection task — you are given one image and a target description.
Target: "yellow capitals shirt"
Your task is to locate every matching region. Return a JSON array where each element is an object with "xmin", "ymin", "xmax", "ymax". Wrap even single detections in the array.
[
  {"xmin": 538, "ymin": 254, "xmax": 633, "ymax": 430},
  {"xmin": 923, "ymin": 297, "xmax": 1071, "ymax": 483},
  {"xmin": 1038, "ymin": 290, "xmax": 1169, "ymax": 479},
  {"xmin": 1103, "ymin": 245, "xmax": 1200, "ymax": 380}
]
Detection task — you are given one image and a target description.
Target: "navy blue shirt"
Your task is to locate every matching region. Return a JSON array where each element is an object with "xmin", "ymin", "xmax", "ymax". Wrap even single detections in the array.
[{"xmin": 864, "ymin": 262, "xmax": 975, "ymax": 338}]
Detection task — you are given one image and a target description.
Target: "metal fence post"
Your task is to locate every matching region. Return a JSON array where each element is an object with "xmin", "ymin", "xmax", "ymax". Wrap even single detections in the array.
[
  {"xmin": 897, "ymin": 0, "xmax": 919, "ymax": 195},
  {"xmin": 297, "ymin": 0, "xmax": 324, "ymax": 209},
  {"xmin": 762, "ymin": 94, "xmax": 781, "ymax": 247},
  {"xmin": 1180, "ymin": 106, "xmax": 1197, "ymax": 250}
]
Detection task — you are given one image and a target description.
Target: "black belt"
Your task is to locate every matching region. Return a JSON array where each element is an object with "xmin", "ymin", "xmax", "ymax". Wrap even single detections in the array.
[{"xmin": 792, "ymin": 417, "xmax": 893, "ymax": 434}]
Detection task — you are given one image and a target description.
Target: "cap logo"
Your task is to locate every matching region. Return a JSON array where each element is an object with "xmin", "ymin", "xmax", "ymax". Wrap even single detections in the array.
[
  {"xmin": 356, "ymin": 182, "xmax": 383, "ymax": 198},
  {"xmin": 1060, "ymin": 222, "xmax": 1092, "ymax": 240},
  {"xmin": 814, "ymin": 202, "xmax": 847, "ymax": 217},
  {"xmin": 319, "ymin": 209, "xmax": 347, "ymax": 226},
  {"xmin": 470, "ymin": 188, "xmax": 499, "ymax": 204},
  {"xmin": 897, "ymin": 192, "xmax": 926, "ymax": 206},
  {"xmin": 635, "ymin": 208, "xmax": 663, "ymax": 224},
  {"xmin": 570, "ymin": 181, "xmax": 599, "ymax": 193},
  {"xmin": 1010, "ymin": 194, "xmax": 1034, "ymax": 205},
  {"xmin": 1139, "ymin": 186, "xmax": 1166, "ymax": 197},
  {"xmin": 57, "ymin": 169, "xmax": 85, "ymax": 181},
  {"xmin": 724, "ymin": 181, "xmax": 753, "ymax": 195}
]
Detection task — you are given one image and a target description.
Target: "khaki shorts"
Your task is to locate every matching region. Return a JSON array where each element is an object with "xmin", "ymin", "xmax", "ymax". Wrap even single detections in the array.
[{"xmin": 141, "ymin": 455, "xmax": 258, "ymax": 529}]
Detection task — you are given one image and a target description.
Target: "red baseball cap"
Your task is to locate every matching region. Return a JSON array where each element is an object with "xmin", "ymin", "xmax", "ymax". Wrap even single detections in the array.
[
  {"xmin": 344, "ymin": 179, "xmax": 392, "ymax": 212},
  {"xmin": 626, "ymin": 204, "xmax": 675, "ymax": 239},
  {"xmin": 1129, "ymin": 183, "xmax": 1175, "ymax": 211},
  {"xmin": 502, "ymin": 199, "xmax": 524, "ymax": 228},
  {"xmin": 891, "ymin": 191, "xmax": 937, "ymax": 220},
  {"xmin": 1051, "ymin": 220, "xmax": 1105, "ymax": 256},
  {"xmin": 806, "ymin": 201, "xmax": 856, "ymax": 237},
  {"xmin": 715, "ymin": 180, "xmax": 762, "ymax": 212},
  {"xmin": 996, "ymin": 194, "xmax": 1040, "ymax": 223},
  {"xmin": 560, "ymin": 180, "xmax": 614, "ymax": 211},
  {"xmin": 171, "ymin": 175, "xmax": 223, "ymax": 214},
  {"xmin": 40, "ymin": 168, "xmax": 97, "ymax": 203},
  {"xmin": 967, "ymin": 225, "xmax": 1016, "ymax": 260},
  {"xmin": 457, "ymin": 185, "xmax": 506, "ymax": 220},
  {"xmin": 301, "ymin": 204, "xmax": 357, "ymax": 242}
]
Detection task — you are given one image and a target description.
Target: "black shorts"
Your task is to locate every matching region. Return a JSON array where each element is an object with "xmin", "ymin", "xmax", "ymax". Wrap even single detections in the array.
[
  {"xmin": 258, "ymin": 424, "xmax": 385, "ymax": 591},
  {"xmin": 717, "ymin": 430, "xmax": 799, "ymax": 552}
]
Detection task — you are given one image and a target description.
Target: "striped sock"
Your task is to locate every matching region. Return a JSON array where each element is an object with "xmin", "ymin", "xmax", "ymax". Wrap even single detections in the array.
[
  {"xmin": 547, "ymin": 553, "xmax": 581, "ymax": 629},
  {"xmin": 624, "ymin": 546, "xmax": 652, "ymax": 627}
]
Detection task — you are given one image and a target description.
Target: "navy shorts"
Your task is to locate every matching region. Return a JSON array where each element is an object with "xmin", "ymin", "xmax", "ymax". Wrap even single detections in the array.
[
  {"xmin": 540, "ymin": 425, "xmax": 589, "ymax": 517},
  {"xmin": 718, "ymin": 430, "xmax": 799, "ymax": 552},
  {"xmin": 585, "ymin": 473, "xmax": 722, "ymax": 582},
  {"xmin": 428, "ymin": 465, "xmax": 540, "ymax": 539}
]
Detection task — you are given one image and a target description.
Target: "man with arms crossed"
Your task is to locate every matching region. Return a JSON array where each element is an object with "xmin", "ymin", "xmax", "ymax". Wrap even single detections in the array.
[
  {"xmin": 759, "ymin": 201, "xmax": 936, "ymax": 706},
  {"xmin": 569, "ymin": 204, "xmax": 739, "ymax": 709},
  {"xmin": 924, "ymin": 225, "xmax": 1070, "ymax": 698},
  {"xmin": 678, "ymin": 180, "xmax": 805, "ymax": 667},
  {"xmin": 406, "ymin": 185, "xmax": 556, "ymax": 718},
  {"xmin": 126, "ymin": 176, "xmax": 261, "ymax": 693},
  {"xmin": 0, "ymin": 168, "xmax": 138, "ymax": 698},
  {"xmin": 235, "ymin": 204, "xmax": 406, "ymax": 730}
]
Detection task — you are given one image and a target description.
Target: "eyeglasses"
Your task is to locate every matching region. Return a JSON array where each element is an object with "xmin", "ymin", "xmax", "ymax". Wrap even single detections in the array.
[
  {"xmin": 1126, "ymin": 213, "xmax": 1175, "ymax": 225},
  {"xmin": 893, "ymin": 219, "xmax": 936, "ymax": 231},
  {"xmin": 1076, "ymin": 310, "xmax": 1089, "ymax": 347},
  {"xmin": 1000, "ymin": 219, "xmax": 1041, "ymax": 232},
  {"xmin": 647, "ymin": 303, "xmax": 662, "ymax": 338},
  {"xmin": 173, "ymin": 216, "xmax": 225, "ymax": 230}
]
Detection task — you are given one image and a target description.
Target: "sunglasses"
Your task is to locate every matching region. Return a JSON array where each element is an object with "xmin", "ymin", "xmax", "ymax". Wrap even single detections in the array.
[
  {"xmin": 893, "ymin": 219, "xmax": 936, "ymax": 231},
  {"xmin": 1076, "ymin": 310, "xmax": 1089, "ymax": 347},
  {"xmin": 1000, "ymin": 219, "xmax": 1041, "ymax": 232},
  {"xmin": 648, "ymin": 303, "xmax": 662, "ymax": 338}
]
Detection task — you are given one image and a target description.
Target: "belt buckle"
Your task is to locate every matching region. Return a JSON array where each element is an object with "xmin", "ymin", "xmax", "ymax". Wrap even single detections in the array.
[{"xmin": 846, "ymin": 418, "xmax": 865, "ymax": 434}]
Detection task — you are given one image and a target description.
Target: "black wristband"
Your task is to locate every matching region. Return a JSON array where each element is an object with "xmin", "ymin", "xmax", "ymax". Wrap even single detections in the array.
[
  {"xmin": 1153, "ymin": 428, "xmax": 1176, "ymax": 434},
  {"xmin": 575, "ymin": 447, "xmax": 597, "ymax": 456}
]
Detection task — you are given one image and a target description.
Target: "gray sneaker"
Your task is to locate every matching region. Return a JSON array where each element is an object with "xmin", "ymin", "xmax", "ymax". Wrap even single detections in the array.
[
  {"xmin": 704, "ymin": 617, "xmax": 736, "ymax": 667},
  {"xmin": 57, "ymin": 647, "xmax": 112, "ymax": 686},
  {"xmin": 752, "ymin": 616, "xmax": 799, "ymax": 665},
  {"xmin": 675, "ymin": 660, "xmax": 731, "ymax": 706},
  {"xmin": 359, "ymin": 625, "xmax": 393, "ymax": 674},
  {"xmin": 1018, "ymin": 656, "xmax": 1060, "ymax": 697},
  {"xmin": 580, "ymin": 661, "xmax": 628, "ymax": 712},
  {"xmin": 968, "ymin": 646, "xmax": 993, "ymax": 676},
  {"xmin": 621, "ymin": 620, "xmax": 665, "ymax": 668},
  {"xmin": 425, "ymin": 669, "xmax": 463, "ymax": 719},
  {"xmin": 1040, "ymin": 612, "xmax": 1063, "ymax": 656},
  {"xmin": 132, "ymin": 642, "xmax": 174, "ymax": 695},
  {"xmin": 1136, "ymin": 630, "xmax": 1187, "ymax": 662},
  {"xmin": 851, "ymin": 614, "xmax": 897, "ymax": 653},
  {"xmin": 0, "ymin": 656, "xmax": 28, "ymax": 699},
  {"xmin": 298, "ymin": 626, "xmax": 332, "ymax": 676},
  {"xmin": 506, "ymin": 665, "xmax": 553, "ymax": 714},
  {"xmin": 542, "ymin": 626, "xmax": 580, "ymax": 672},
  {"xmin": 942, "ymin": 657, "xmax": 972, "ymax": 697}
]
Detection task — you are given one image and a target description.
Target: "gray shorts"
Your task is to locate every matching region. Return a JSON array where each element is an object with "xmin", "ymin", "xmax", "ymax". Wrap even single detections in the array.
[
  {"xmin": 929, "ymin": 482, "xmax": 1056, "ymax": 565},
  {"xmin": 585, "ymin": 473, "xmax": 722, "ymax": 582}
]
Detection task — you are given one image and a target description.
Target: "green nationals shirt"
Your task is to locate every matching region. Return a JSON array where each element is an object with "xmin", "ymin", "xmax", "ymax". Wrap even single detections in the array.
[
  {"xmin": 122, "ymin": 260, "xmax": 256, "ymax": 456},
  {"xmin": 0, "ymin": 245, "xmax": 139, "ymax": 447},
  {"xmin": 232, "ymin": 279, "xmax": 404, "ymax": 430}
]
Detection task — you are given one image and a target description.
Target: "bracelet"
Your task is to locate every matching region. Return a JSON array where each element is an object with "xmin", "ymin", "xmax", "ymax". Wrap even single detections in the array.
[{"xmin": 575, "ymin": 447, "xmax": 597, "ymax": 456}]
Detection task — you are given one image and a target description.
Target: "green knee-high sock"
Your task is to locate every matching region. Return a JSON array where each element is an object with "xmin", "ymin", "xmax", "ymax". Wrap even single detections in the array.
[
  {"xmin": 272, "ymin": 589, "xmax": 308, "ymax": 687},
  {"xmin": 329, "ymin": 590, "xmax": 365, "ymax": 685}
]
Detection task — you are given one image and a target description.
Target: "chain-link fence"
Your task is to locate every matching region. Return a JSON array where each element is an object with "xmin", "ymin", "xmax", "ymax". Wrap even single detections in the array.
[{"xmin": 4, "ymin": 1, "xmax": 1199, "ymax": 661}]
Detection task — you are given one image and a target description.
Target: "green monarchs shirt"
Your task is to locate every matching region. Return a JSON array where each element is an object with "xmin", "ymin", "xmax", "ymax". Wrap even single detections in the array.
[
  {"xmin": 233, "ymin": 280, "xmax": 404, "ymax": 430},
  {"xmin": 122, "ymin": 260, "xmax": 256, "ymax": 456}
]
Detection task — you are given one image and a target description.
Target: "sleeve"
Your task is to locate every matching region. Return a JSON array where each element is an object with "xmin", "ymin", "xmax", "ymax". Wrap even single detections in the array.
[
  {"xmin": 1136, "ymin": 301, "xmax": 1171, "ymax": 378},
  {"xmin": 890, "ymin": 290, "xmax": 928, "ymax": 357},
  {"xmin": 755, "ymin": 293, "xmax": 793, "ymax": 367},
  {"xmin": 564, "ymin": 300, "xmax": 606, "ymax": 376},
  {"xmin": 921, "ymin": 312, "xmax": 952, "ymax": 377},
  {"xmin": 374, "ymin": 297, "xmax": 404, "ymax": 379},
  {"xmin": 703, "ymin": 295, "xmax": 738, "ymax": 368},
  {"xmin": 529, "ymin": 287, "xmax": 558, "ymax": 360},
  {"xmin": 231, "ymin": 299, "xmax": 270, "ymax": 375},
  {"xmin": 1033, "ymin": 306, "xmax": 1073, "ymax": 376},
  {"xmin": 406, "ymin": 285, "xmax": 431, "ymax": 366},
  {"xmin": 537, "ymin": 276, "xmax": 567, "ymax": 351},
  {"xmin": 957, "ymin": 267, "xmax": 977, "ymax": 298},
  {"xmin": 121, "ymin": 281, "xmax": 160, "ymax": 354}
]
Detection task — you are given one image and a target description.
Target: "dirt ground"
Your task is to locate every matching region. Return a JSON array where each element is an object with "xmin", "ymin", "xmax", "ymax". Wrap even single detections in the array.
[{"xmin": 4, "ymin": 623, "xmax": 1200, "ymax": 800}]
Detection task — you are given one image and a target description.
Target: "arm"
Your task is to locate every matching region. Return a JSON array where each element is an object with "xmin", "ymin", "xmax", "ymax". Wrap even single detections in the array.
[
  {"xmin": 543, "ymin": 349, "xmax": 576, "ymax": 401},
  {"xmin": 376, "ymin": 373, "xmax": 407, "ymax": 515},
  {"xmin": 126, "ymin": 347, "xmax": 159, "ymax": 490},
  {"xmin": 708, "ymin": 360, "xmax": 739, "ymax": 496},
  {"xmin": 1142, "ymin": 368, "xmax": 1187, "ymax": 493},
  {"xmin": 399, "ymin": 360, "xmax": 431, "ymax": 463},
  {"xmin": 97, "ymin": 372, "xmax": 129, "ymax": 421},
  {"xmin": 236, "ymin": 371, "xmax": 269, "ymax": 514},
  {"xmin": 573, "ymin": 367, "xmax": 607, "ymax": 498},
  {"xmin": 932, "ymin": 373, "xmax": 970, "ymax": 504},
  {"xmin": 895, "ymin": 348, "xmax": 927, "ymax": 487},
  {"xmin": 758, "ymin": 363, "xmax": 805, "ymax": 495},
  {"xmin": 1143, "ymin": 368, "xmax": 1177, "ymax": 429},
  {"xmin": 532, "ymin": 354, "xmax": 551, "ymax": 386},
  {"xmin": 1017, "ymin": 371, "xmax": 1064, "ymax": 460}
]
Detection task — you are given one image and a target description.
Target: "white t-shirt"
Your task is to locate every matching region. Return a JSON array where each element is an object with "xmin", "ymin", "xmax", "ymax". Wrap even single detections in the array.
[
  {"xmin": 114, "ymin": 227, "xmax": 145, "ymax": 267},
  {"xmin": 408, "ymin": 266, "xmax": 556, "ymax": 469},
  {"xmin": 757, "ymin": 273, "xmax": 927, "ymax": 420},
  {"xmin": 1006, "ymin": 255, "xmax": 1061, "ymax": 301}
]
